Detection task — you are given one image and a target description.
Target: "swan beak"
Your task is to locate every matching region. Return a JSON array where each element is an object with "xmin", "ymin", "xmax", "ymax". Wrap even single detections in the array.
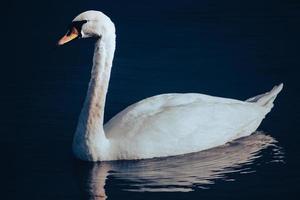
[{"xmin": 58, "ymin": 27, "xmax": 79, "ymax": 46}]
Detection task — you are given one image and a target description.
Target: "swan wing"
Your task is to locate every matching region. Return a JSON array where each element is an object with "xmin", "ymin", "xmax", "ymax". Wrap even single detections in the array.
[{"xmin": 104, "ymin": 93, "xmax": 267, "ymax": 159}]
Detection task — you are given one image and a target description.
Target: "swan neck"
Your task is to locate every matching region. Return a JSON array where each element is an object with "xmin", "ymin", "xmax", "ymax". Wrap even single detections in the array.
[
  {"xmin": 88, "ymin": 37, "xmax": 115, "ymax": 124},
  {"xmin": 73, "ymin": 35, "xmax": 115, "ymax": 161}
]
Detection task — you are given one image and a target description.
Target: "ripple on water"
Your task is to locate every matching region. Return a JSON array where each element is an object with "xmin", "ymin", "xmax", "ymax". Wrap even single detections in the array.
[{"xmin": 83, "ymin": 132, "xmax": 284, "ymax": 199}]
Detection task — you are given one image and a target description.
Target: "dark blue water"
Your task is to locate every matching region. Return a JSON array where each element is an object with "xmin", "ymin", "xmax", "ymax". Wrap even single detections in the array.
[{"xmin": 4, "ymin": 0, "xmax": 300, "ymax": 199}]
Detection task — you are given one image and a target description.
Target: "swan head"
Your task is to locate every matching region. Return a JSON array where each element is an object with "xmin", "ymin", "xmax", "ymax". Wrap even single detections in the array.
[{"xmin": 58, "ymin": 10, "xmax": 115, "ymax": 45}]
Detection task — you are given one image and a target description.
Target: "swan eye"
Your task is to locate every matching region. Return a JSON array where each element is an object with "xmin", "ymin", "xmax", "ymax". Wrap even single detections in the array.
[
  {"xmin": 71, "ymin": 20, "xmax": 88, "ymax": 34},
  {"xmin": 58, "ymin": 20, "xmax": 88, "ymax": 45}
]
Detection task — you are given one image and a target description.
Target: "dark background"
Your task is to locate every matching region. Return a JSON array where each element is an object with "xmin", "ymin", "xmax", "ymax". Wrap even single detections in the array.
[{"xmin": 3, "ymin": 0, "xmax": 300, "ymax": 199}]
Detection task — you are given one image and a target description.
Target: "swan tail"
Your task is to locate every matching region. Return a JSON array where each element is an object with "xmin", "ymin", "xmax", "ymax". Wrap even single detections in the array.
[{"xmin": 246, "ymin": 83, "xmax": 283, "ymax": 108}]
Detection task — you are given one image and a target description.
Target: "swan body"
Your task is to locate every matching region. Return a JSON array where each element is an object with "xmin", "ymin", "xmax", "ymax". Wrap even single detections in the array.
[{"xmin": 58, "ymin": 11, "xmax": 283, "ymax": 161}]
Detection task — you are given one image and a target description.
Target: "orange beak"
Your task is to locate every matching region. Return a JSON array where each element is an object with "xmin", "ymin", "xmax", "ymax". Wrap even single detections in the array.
[{"xmin": 57, "ymin": 27, "xmax": 79, "ymax": 46}]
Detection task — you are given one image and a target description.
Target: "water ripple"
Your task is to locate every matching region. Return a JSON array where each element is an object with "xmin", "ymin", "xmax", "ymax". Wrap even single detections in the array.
[{"xmin": 82, "ymin": 132, "xmax": 284, "ymax": 199}]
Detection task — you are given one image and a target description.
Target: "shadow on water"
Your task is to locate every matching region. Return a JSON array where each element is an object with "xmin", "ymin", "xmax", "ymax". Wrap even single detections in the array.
[{"xmin": 74, "ymin": 132, "xmax": 284, "ymax": 199}]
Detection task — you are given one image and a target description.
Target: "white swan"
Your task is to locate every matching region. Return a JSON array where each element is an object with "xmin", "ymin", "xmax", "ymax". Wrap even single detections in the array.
[{"xmin": 58, "ymin": 10, "xmax": 283, "ymax": 161}]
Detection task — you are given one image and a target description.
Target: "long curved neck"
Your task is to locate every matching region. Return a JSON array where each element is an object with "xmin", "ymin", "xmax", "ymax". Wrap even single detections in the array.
[
  {"xmin": 86, "ymin": 37, "xmax": 115, "ymax": 125},
  {"xmin": 73, "ymin": 35, "xmax": 115, "ymax": 161}
]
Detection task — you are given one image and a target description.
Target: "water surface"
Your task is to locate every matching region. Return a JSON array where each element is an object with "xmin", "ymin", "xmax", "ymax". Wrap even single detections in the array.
[
  {"xmin": 81, "ymin": 133, "xmax": 283, "ymax": 199},
  {"xmin": 4, "ymin": 0, "xmax": 300, "ymax": 199}
]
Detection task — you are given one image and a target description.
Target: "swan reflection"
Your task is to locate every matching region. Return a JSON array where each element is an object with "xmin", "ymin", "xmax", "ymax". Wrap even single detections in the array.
[{"xmin": 81, "ymin": 132, "xmax": 283, "ymax": 199}]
